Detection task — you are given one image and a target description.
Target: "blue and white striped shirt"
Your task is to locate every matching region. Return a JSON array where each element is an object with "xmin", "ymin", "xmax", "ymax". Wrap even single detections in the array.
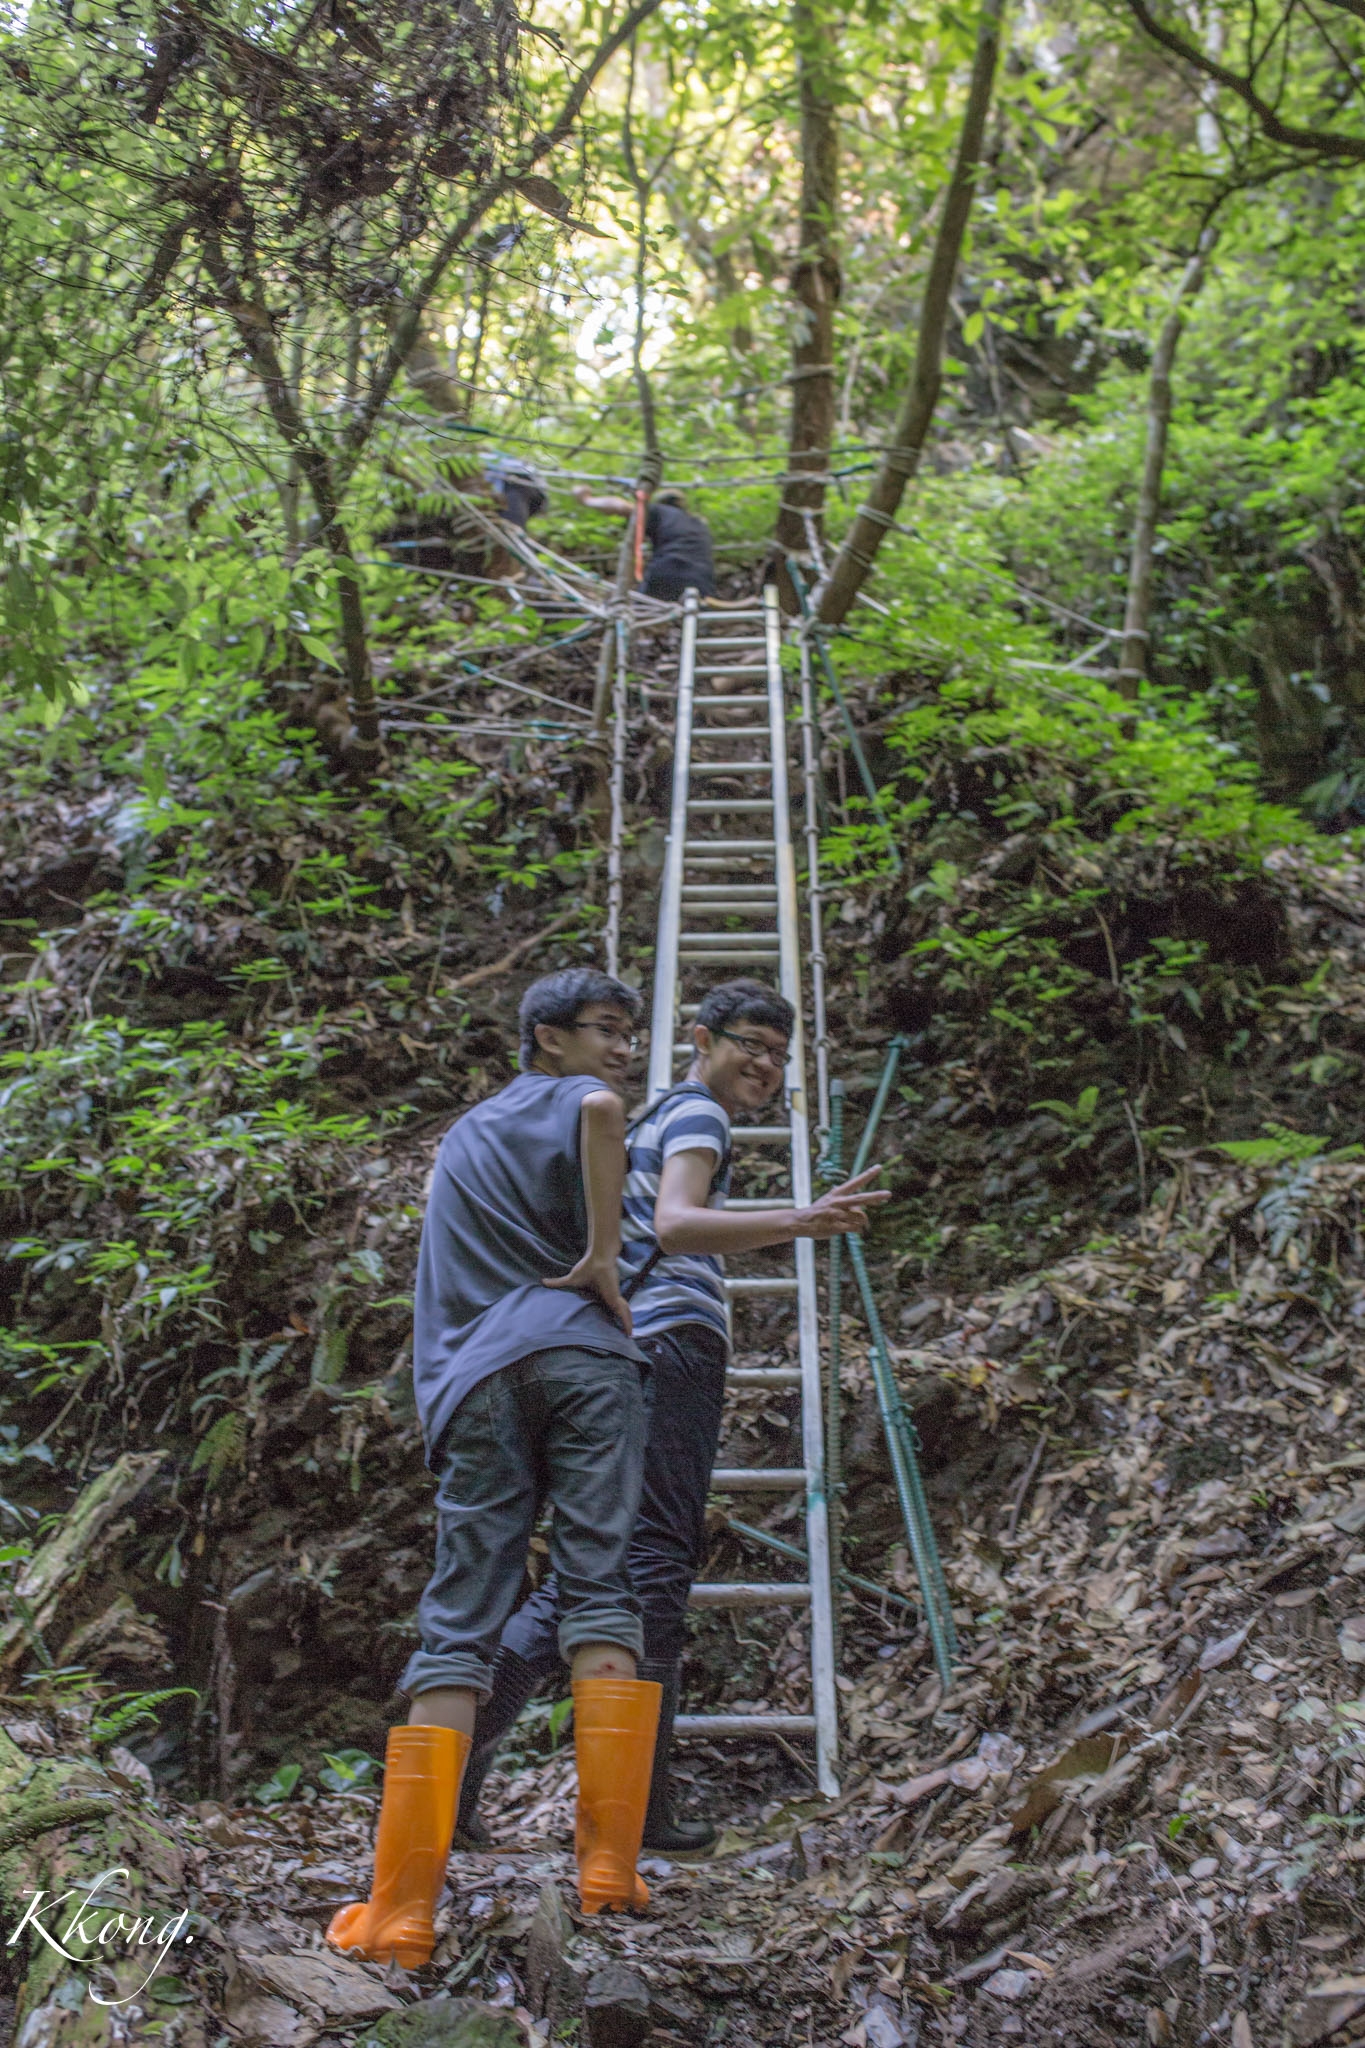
[{"xmin": 621, "ymin": 1081, "xmax": 731, "ymax": 1345}]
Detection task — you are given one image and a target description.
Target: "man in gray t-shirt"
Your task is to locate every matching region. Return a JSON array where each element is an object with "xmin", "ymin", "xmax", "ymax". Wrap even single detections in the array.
[
  {"xmin": 329, "ymin": 970, "xmax": 665, "ymax": 1966},
  {"xmin": 411, "ymin": 1064, "xmax": 644, "ymax": 1463}
]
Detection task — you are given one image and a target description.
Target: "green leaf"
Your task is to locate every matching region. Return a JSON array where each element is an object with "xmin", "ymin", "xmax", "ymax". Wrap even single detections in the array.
[
  {"xmin": 318, "ymin": 1747, "xmax": 382, "ymax": 1792},
  {"xmin": 254, "ymin": 1762, "xmax": 303, "ymax": 1806},
  {"xmin": 191, "ymin": 1411, "xmax": 247, "ymax": 1488}
]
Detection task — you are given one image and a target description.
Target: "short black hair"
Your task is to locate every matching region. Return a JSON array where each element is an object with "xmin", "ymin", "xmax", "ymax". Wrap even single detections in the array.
[
  {"xmin": 696, "ymin": 978, "xmax": 794, "ymax": 1042},
  {"xmin": 518, "ymin": 968, "xmax": 643, "ymax": 1070}
]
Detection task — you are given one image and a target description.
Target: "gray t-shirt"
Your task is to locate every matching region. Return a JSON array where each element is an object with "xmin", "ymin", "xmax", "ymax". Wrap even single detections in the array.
[{"xmin": 413, "ymin": 1071, "xmax": 644, "ymax": 1462}]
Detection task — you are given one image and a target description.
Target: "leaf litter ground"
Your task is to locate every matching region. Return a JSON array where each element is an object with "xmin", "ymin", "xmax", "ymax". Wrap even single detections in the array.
[{"xmin": 12, "ymin": 1131, "xmax": 1365, "ymax": 2047}]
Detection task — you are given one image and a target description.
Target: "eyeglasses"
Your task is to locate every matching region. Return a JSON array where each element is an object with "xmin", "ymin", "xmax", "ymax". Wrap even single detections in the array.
[
  {"xmin": 717, "ymin": 1028, "xmax": 789, "ymax": 1068},
  {"xmin": 571, "ymin": 1021, "xmax": 640, "ymax": 1052}
]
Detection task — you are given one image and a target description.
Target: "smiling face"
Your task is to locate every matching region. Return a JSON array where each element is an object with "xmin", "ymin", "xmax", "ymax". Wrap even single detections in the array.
[
  {"xmin": 691, "ymin": 1017, "xmax": 789, "ymax": 1118},
  {"xmin": 533, "ymin": 1000, "xmax": 637, "ymax": 1090}
]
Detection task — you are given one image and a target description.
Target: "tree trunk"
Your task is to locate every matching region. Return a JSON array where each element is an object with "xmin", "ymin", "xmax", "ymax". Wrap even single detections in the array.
[
  {"xmin": 200, "ymin": 235, "xmax": 381, "ymax": 766},
  {"xmin": 622, "ymin": 39, "xmax": 662, "ymax": 482},
  {"xmin": 775, "ymin": 0, "xmax": 841, "ymax": 581},
  {"xmin": 817, "ymin": 0, "xmax": 1002, "ymax": 626},
  {"xmin": 1117, "ymin": 237, "xmax": 1212, "ymax": 696}
]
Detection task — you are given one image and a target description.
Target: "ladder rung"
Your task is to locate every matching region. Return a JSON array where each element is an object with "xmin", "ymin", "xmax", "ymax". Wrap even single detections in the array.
[
  {"xmin": 712, "ymin": 1468, "xmax": 805, "ymax": 1489},
  {"xmin": 678, "ymin": 950, "xmax": 783, "ymax": 964},
  {"xmin": 725, "ymin": 1277, "xmax": 799, "ymax": 1296},
  {"xmin": 696, "ymin": 665, "xmax": 768, "ymax": 677},
  {"xmin": 694, "ymin": 695, "xmax": 769, "ymax": 710},
  {"xmin": 689, "ymin": 1583, "xmax": 811, "ymax": 1608},
  {"xmin": 692, "ymin": 727, "xmax": 770, "ymax": 738},
  {"xmin": 694, "ymin": 636, "xmax": 768, "ymax": 647},
  {"xmin": 689, "ymin": 761, "xmax": 772, "ymax": 777},
  {"xmin": 686, "ymin": 799, "xmax": 774, "ymax": 812},
  {"xmin": 684, "ymin": 839, "xmax": 775, "ymax": 852},
  {"xmin": 729, "ymin": 1367, "xmax": 801, "ymax": 1386},
  {"xmin": 679, "ymin": 904, "xmax": 777, "ymax": 918},
  {"xmin": 681, "ymin": 885, "xmax": 778, "ymax": 898},
  {"xmin": 730, "ymin": 1126, "xmax": 791, "ymax": 1141},
  {"xmin": 680, "ymin": 931, "xmax": 779, "ymax": 946},
  {"xmin": 675, "ymin": 1714, "xmax": 815, "ymax": 1735}
]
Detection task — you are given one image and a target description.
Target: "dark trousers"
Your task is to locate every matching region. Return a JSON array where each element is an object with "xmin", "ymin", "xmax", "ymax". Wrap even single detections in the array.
[
  {"xmin": 399, "ymin": 1346, "xmax": 647, "ymax": 1700},
  {"xmin": 499, "ymin": 1322, "xmax": 728, "ymax": 1676}
]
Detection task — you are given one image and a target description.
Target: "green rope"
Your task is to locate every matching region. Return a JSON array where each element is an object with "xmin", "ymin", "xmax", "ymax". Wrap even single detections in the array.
[
  {"xmin": 724, "ymin": 1517, "xmax": 917, "ymax": 1617},
  {"xmin": 846, "ymin": 1234, "xmax": 957, "ymax": 1685},
  {"xmin": 842, "ymin": 1037, "xmax": 957, "ymax": 1687}
]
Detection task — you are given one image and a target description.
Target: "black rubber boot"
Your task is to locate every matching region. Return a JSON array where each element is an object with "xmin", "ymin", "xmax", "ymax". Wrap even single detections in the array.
[
  {"xmin": 639, "ymin": 1659, "xmax": 717, "ymax": 1853},
  {"xmin": 453, "ymin": 1648, "xmax": 543, "ymax": 1848}
]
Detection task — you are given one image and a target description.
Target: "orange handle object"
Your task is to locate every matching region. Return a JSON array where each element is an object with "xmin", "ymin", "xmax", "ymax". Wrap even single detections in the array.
[{"xmin": 633, "ymin": 487, "xmax": 647, "ymax": 585}]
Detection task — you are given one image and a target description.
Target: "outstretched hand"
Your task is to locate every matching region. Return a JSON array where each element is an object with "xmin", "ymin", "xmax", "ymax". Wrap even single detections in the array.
[
  {"xmin": 544, "ymin": 1253, "xmax": 633, "ymax": 1336},
  {"xmin": 799, "ymin": 1166, "xmax": 891, "ymax": 1240}
]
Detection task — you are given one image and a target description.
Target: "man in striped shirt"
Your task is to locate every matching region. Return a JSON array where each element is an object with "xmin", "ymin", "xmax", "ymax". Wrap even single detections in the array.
[{"xmin": 456, "ymin": 978, "xmax": 886, "ymax": 1851}]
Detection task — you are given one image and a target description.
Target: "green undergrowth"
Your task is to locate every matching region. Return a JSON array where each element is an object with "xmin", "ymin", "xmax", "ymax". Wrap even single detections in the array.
[
  {"xmin": 809, "ymin": 522, "xmax": 1363, "ymax": 1289},
  {"xmin": 3, "ymin": 402, "xmax": 1365, "ymax": 1776}
]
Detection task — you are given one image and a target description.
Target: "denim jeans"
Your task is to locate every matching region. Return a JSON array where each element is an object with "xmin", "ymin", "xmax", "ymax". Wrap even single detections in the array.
[
  {"xmin": 399, "ymin": 1346, "xmax": 647, "ymax": 1700},
  {"xmin": 499, "ymin": 1322, "xmax": 729, "ymax": 1676}
]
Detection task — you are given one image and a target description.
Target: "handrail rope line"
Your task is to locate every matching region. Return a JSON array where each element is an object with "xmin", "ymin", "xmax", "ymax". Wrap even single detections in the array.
[
  {"xmin": 828, "ymin": 505, "xmax": 1120, "ymax": 639},
  {"xmin": 846, "ymin": 1038, "xmax": 957, "ymax": 1686},
  {"xmin": 390, "ymin": 419, "xmax": 1118, "ymax": 642},
  {"xmin": 785, "ymin": 557, "xmax": 904, "ymax": 878},
  {"xmin": 723, "ymin": 1516, "xmax": 917, "ymax": 1618},
  {"xmin": 389, "ymin": 404, "xmax": 923, "ymax": 465},
  {"xmin": 605, "ymin": 618, "xmax": 630, "ymax": 979}
]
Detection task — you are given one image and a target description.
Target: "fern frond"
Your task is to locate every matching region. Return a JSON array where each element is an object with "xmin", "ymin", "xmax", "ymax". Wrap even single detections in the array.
[{"xmin": 191, "ymin": 1411, "xmax": 246, "ymax": 1488}]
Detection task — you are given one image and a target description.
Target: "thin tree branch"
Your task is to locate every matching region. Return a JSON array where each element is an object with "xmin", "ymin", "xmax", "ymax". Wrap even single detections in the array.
[
  {"xmin": 1121, "ymin": 0, "xmax": 1365, "ymax": 157},
  {"xmin": 341, "ymin": 0, "xmax": 667, "ymax": 487}
]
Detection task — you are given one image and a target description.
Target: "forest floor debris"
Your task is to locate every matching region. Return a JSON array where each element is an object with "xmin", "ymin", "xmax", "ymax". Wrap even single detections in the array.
[{"xmin": 7, "ymin": 1143, "xmax": 1365, "ymax": 2043}]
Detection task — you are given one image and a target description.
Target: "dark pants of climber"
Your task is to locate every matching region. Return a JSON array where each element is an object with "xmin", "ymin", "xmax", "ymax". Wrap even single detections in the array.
[{"xmin": 459, "ymin": 1322, "xmax": 728, "ymax": 1848}]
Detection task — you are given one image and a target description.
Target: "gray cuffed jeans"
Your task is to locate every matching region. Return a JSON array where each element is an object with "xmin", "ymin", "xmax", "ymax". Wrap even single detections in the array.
[{"xmin": 399, "ymin": 1346, "xmax": 647, "ymax": 1701}]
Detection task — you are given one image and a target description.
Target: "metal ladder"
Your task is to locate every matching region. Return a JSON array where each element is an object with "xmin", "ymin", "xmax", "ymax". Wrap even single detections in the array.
[{"xmin": 646, "ymin": 585, "xmax": 840, "ymax": 1798}]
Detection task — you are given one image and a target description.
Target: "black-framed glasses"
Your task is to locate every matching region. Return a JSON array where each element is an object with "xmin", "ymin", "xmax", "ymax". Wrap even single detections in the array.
[
  {"xmin": 571, "ymin": 1021, "xmax": 640, "ymax": 1052},
  {"xmin": 717, "ymin": 1028, "xmax": 789, "ymax": 1068}
]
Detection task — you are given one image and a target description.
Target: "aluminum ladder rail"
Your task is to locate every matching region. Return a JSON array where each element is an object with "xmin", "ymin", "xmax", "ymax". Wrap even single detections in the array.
[{"xmin": 646, "ymin": 585, "xmax": 840, "ymax": 1797}]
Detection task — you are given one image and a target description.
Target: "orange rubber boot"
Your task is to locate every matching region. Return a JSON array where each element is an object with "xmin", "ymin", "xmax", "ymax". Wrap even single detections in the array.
[
  {"xmin": 326, "ymin": 1724, "xmax": 468, "ymax": 1968},
  {"xmin": 572, "ymin": 1676, "xmax": 662, "ymax": 1915}
]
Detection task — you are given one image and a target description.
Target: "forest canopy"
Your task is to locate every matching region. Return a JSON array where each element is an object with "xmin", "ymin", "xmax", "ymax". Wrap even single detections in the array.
[{"xmin": 3, "ymin": 0, "xmax": 1365, "ymax": 802}]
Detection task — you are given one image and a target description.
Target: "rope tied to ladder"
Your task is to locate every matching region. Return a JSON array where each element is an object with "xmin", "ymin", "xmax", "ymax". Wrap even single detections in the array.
[{"xmin": 830, "ymin": 1037, "xmax": 958, "ymax": 1689}]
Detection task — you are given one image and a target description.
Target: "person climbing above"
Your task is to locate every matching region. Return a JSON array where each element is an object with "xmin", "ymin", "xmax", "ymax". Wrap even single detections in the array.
[
  {"xmin": 327, "ymin": 968, "xmax": 661, "ymax": 1968},
  {"xmin": 483, "ymin": 452, "xmax": 548, "ymax": 535},
  {"xmin": 573, "ymin": 482, "xmax": 717, "ymax": 602},
  {"xmin": 377, "ymin": 453, "xmax": 546, "ymax": 587},
  {"xmin": 454, "ymin": 977, "xmax": 889, "ymax": 1854}
]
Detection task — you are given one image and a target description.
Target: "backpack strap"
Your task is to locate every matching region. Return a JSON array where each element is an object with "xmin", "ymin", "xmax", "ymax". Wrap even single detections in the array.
[{"xmin": 621, "ymin": 1083, "xmax": 732, "ymax": 1300}]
